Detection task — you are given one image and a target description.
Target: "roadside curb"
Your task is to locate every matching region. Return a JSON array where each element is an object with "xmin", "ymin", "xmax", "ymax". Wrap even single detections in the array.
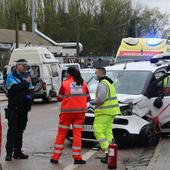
[{"xmin": 146, "ymin": 138, "xmax": 162, "ymax": 170}]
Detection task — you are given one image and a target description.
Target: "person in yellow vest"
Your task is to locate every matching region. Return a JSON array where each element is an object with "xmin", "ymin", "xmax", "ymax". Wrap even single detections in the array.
[
  {"xmin": 163, "ymin": 76, "xmax": 170, "ymax": 95},
  {"xmin": 90, "ymin": 67, "xmax": 120, "ymax": 163}
]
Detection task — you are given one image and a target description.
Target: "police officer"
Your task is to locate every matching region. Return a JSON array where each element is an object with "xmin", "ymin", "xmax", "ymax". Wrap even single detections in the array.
[
  {"xmin": 90, "ymin": 67, "xmax": 120, "ymax": 163},
  {"xmin": 5, "ymin": 59, "xmax": 34, "ymax": 161},
  {"xmin": 51, "ymin": 67, "xmax": 90, "ymax": 164}
]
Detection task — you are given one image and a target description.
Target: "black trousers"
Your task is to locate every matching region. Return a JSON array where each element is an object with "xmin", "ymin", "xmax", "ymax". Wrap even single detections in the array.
[{"xmin": 6, "ymin": 108, "xmax": 28, "ymax": 155}]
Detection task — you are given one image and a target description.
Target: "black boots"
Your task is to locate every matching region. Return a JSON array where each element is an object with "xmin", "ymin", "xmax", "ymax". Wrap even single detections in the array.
[
  {"xmin": 101, "ymin": 153, "xmax": 108, "ymax": 164},
  {"xmin": 74, "ymin": 159, "xmax": 86, "ymax": 164},
  {"xmin": 13, "ymin": 152, "xmax": 29, "ymax": 159},
  {"xmin": 5, "ymin": 151, "xmax": 29, "ymax": 161},
  {"xmin": 50, "ymin": 159, "xmax": 58, "ymax": 164},
  {"xmin": 5, "ymin": 155, "xmax": 12, "ymax": 161}
]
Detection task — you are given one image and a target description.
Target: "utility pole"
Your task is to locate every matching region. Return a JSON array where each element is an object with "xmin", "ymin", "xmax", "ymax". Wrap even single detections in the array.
[
  {"xmin": 32, "ymin": 0, "xmax": 35, "ymax": 46},
  {"xmin": 15, "ymin": 12, "xmax": 19, "ymax": 48},
  {"xmin": 134, "ymin": 17, "xmax": 138, "ymax": 38},
  {"xmin": 76, "ymin": 0, "xmax": 80, "ymax": 58}
]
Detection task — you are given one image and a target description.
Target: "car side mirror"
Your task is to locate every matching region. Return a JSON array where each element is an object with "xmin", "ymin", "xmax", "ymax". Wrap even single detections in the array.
[
  {"xmin": 153, "ymin": 95, "xmax": 164, "ymax": 108},
  {"xmin": 166, "ymin": 65, "xmax": 170, "ymax": 72}
]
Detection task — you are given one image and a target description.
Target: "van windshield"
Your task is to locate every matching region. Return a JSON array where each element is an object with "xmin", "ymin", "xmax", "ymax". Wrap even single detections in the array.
[{"xmin": 88, "ymin": 70, "xmax": 151, "ymax": 95}]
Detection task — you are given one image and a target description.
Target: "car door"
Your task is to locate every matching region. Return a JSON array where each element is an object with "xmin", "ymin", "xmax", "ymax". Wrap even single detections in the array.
[
  {"xmin": 50, "ymin": 64, "xmax": 60, "ymax": 95},
  {"xmin": 148, "ymin": 71, "xmax": 170, "ymax": 128}
]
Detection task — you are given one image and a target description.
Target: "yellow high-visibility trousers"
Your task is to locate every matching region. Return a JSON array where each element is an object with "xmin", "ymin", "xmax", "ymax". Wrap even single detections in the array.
[{"xmin": 93, "ymin": 114, "xmax": 115, "ymax": 151}]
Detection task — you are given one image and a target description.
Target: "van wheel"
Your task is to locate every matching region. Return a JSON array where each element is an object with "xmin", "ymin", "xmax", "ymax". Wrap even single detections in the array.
[{"xmin": 42, "ymin": 95, "xmax": 51, "ymax": 103}]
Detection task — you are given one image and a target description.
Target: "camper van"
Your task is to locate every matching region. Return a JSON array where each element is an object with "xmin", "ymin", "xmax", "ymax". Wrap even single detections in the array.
[{"xmin": 7, "ymin": 47, "xmax": 67, "ymax": 102}]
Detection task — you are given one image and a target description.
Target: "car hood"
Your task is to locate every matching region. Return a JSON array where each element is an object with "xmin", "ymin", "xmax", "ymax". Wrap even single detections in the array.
[
  {"xmin": 89, "ymin": 88, "xmax": 150, "ymax": 117},
  {"xmin": 89, "ymin": 89, "xmax": 145, "ymax": 105},
  {"xmin": 117, "ymin": 94, "xmax": 145, "ymax": 104}
]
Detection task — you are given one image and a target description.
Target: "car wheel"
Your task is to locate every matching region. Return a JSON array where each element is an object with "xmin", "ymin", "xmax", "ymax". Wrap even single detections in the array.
[
  {"xmin": 139, "ymin": 123, "xmax": 160, "ymax": 147},
  {"xmin": 42, "ymin": 95, "xmax": 51, "ymax": 103},
  {"xmin": 113, "ymin": 129, "xmax": 135, "ymax": 148}
]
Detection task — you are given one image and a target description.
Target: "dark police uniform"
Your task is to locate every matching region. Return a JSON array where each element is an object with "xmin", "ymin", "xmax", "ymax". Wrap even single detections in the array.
[{"xmin": 5, "ymin": 68, "xmax": 33, "ymax": 160}]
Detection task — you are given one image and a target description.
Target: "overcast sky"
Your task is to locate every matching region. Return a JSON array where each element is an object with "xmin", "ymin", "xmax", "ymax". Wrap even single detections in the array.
[{"xmin": 132, "ymin": 0, "xmax": 170, "ymax": 15}]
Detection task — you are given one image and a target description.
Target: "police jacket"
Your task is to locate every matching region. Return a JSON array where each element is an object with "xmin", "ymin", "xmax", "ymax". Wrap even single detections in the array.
[{"xmin": 6, "ymin": 70, "xmax": 34, "ymax": 110}]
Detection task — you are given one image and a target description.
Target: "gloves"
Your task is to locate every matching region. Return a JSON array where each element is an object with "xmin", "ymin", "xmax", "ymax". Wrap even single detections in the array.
[{"xmin": 26, "ymin": 95, "xmax": 32, "ymax": 103}]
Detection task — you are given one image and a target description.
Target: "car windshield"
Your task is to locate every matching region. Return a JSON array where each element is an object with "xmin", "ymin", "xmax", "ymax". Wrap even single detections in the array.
[
  {"xmin": 88, "ymin": 70, "xmax": 151, "ymax": 95},
  {"xmin": 81, "ymin": 71, "xmax": 95, "ymax": 83}
]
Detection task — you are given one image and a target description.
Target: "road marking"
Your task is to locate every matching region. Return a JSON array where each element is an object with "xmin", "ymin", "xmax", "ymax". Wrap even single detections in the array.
[
  {"xmin": 50, "ymin": 107, "xmax": 58, "ymax": 111},
  {"xmin": 50, "ymin": 107, "xmax": 57, "ymax": 111},
  {"xmin": 63, "ymin": 150, "xmax": 97, "ymax": 170}
]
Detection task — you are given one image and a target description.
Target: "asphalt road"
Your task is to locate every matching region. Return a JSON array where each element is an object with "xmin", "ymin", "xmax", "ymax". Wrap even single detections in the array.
[{"xmin": 0, "ymin": 99, "xmax": 155, "ymax": 170}]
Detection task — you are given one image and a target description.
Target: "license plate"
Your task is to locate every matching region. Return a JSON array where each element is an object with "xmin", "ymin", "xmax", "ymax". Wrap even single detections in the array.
[{"xmin": 83, "ymin": 125, "xmax": 93, "ymax": 132}]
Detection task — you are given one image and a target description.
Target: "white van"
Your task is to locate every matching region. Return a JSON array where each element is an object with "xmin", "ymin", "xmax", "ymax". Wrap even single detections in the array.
[{"xmin": 7, "ymin": 47, "xmax": 67, "ymax": 102}]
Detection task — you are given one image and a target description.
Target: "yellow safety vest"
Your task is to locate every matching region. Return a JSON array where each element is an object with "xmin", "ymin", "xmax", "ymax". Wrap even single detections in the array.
[
  {"xmin": 94, "ymin": 79, "xmax": 121, "ymax": 117},
  {"xmin": 163, "ymin": 76, "xmax": 170, "ymax": 87}
]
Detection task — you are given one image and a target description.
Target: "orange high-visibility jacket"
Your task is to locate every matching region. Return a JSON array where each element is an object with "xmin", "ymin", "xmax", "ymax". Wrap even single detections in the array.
[{"xmin": 59, "ymin": 77, "xmax": 89, "ymax": 113}]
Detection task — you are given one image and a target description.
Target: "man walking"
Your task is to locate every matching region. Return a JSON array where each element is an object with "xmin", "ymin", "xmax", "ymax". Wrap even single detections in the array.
[{"xmin": 90, "ymin": 67, "xmax": 120, "ymax": 163}]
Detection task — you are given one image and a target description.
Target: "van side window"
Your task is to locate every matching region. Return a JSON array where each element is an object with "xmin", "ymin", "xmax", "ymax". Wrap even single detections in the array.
[
  {"xmin": 31, "ymin": 66, "xmax": 40, "ymax": 78},
  {"xmin": 51, "ymin": 64, "xmax": 59, "ymax": 77}
]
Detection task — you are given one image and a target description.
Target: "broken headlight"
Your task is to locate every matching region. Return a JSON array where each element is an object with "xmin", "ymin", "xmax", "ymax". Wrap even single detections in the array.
[{"xmin": 119, "ymin": 102, "xmax": 133, "ymax": 115}]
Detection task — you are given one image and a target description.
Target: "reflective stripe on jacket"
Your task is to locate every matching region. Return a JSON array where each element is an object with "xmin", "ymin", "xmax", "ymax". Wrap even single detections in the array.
[
  {"xmin": 60, "ymin": 77, "xmax": 88, "ymax": 113},
  {"xmin": 94, "ymin": 79, "xmax": 120, "ymax": 116}
]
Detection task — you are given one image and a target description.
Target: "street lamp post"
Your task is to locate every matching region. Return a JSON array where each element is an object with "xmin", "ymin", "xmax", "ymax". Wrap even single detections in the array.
[
  {"xmin": 76, "ymin": 1, "xmax": 80, "ymax": 58},
  {"xmin": 32, "ymin": 0, "xmax": 35, "ymax": 46},
  {"xmin": 15, "ymin": 12, "xmax": 19, "ymax": 48}
]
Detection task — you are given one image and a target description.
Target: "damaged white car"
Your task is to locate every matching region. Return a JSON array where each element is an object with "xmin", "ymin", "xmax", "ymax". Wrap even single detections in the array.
[{"xmin": 67, "ymin": 55, "xmax": 170, "ymax": 147}]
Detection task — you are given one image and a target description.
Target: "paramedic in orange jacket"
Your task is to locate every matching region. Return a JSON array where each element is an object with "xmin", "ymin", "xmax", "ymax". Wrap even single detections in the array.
[{"xmin": 51, "ymin": 67, "xmax": 90, "ymax": 165}]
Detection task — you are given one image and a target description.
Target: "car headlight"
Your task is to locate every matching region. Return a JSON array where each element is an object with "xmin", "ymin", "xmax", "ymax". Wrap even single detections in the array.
[{"xmin": 120, "ymin": 102, "xmax": 133, "ymax": 115}]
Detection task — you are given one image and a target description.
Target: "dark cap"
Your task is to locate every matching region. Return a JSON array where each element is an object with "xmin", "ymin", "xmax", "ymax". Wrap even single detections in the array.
[{"xmin": 16, "ymin": 59, "xmax": 28, "ymax": 65}]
